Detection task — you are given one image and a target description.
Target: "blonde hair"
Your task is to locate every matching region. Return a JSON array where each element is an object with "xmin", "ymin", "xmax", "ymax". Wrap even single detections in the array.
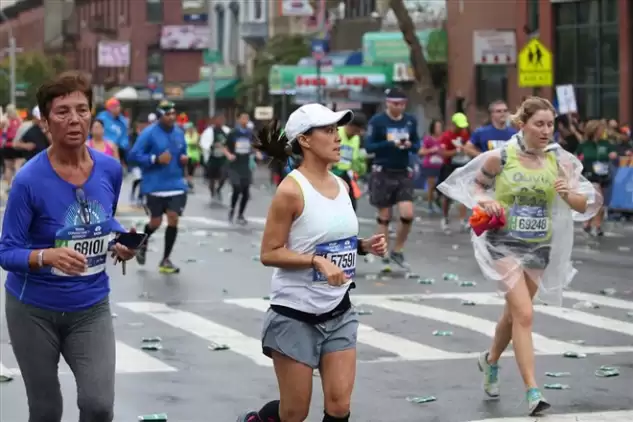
[
  {"xmin": 583, "ymin": 119, "xmax": 604, "ymax": 141},
  {"xmin": 510, "ymin": 96, "xmax": 556, "ymax": 127}
]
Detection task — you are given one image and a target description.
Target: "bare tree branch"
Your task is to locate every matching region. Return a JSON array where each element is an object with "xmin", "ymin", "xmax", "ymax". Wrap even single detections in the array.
[{"xmin": 389, "ymin": 0, "xmax": 442, "ymax": 120}]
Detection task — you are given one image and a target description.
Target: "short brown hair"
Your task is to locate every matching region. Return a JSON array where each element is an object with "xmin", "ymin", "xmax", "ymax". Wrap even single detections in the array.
[
  {"xmin": 36, "ymin": 71, "xmax": 93, "ymax": 120},
  {"xmin": 510, "ymin": 96, "xmax": 556, "ymax": 127}
]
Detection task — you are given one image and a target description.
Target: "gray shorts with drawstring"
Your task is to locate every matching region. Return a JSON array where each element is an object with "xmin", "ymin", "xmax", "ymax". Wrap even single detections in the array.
[{"xmin": 261, "ymin": 308, "xmax": 358, "ymax": 368}]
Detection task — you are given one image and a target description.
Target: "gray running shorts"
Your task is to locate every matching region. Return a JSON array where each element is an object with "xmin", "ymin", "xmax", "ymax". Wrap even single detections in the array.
[{"xmin": 261, "ymin": 307, "xmax": 359, "ymax": 369}]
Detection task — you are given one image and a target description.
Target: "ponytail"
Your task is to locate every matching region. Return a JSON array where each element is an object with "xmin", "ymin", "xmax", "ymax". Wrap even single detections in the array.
[
  {"xmin": 253, "ymin": 119, "xmax": 289, "ymax": 163},
  {"xmin": 254, "ymin": 119, "xmax": 303, "ymax": 170}
]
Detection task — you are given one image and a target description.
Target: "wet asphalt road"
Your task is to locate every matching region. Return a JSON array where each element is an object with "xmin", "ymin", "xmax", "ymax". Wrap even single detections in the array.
[{"xmin": 1, "ymin": 175, "xmax": 632, "ymax": 422}]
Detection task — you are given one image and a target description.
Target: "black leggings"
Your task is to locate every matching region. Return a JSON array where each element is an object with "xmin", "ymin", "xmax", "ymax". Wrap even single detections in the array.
[{"xmin": 230, "ymin": 181, "xmax": 251, "ymax": 216}]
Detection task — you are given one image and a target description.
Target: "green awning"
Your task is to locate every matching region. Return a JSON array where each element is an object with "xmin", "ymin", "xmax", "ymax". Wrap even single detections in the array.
[{"xmin": 183, "ymin": 79, "xmax": 238, "ymax": 99}]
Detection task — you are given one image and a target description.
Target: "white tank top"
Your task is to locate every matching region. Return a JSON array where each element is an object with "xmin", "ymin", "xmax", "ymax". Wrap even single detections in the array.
[{"xmin": 270, "ymin": 169, "xmax": 359, "ymax": 314}]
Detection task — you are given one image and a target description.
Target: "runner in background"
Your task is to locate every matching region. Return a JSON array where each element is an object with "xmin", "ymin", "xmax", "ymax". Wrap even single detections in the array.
[
  {"xmin": 129, "ymin": 113, "xmax": 156, "ymax": 207},
  {"xmin": 465, "ymin": 100, "xmax": 516, "ymax": 157},
  {"xmin": 87, "ymin": 119, "xmax": 119, "ymax": 159},
  {"xmin": 96, "ymin": 98, "xmax": 129, "ymax": 168},
  {"xmin": 184, "ymin": 122, "xmax": 201, "ymax": 192},
  {"xmin": 437, "ymin": 113, "xmax": 471, "ymax": 234},
  {"xmin": 418, "ymin": 119, "xmax": 444, "ymax": 213},
  {"xmin": 205, "ymin": 114, "xmax": 229, "ymax": 203},
  {"xmin": 13, "ymin": 106, "xmax": 50, "ymax": 162},
  {"xmin": 128, "ymin": 100, "xmax": 188, "ymax": 274},
  {"xmin": 576, "ymin": 120, "xmax": 617, "ymax": 236},
  {"xmin": 331, "ymin": 115, "xmax": 367, "ymax": 210},
  {"xmin": 1, "ymin": 104, "xmax": 22, "ymax": 189},
  {"xmin": 225, "ymin": 112, "xmax": 261, "ymax": 224},
  {"xmin": 366, "ymin": 88, "xmax": 420, "ymax": 271}
]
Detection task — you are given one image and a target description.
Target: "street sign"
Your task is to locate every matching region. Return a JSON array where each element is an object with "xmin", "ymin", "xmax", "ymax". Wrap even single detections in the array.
[
  {"xmin": 204, "ymin": 49, "xmax": 222, "ymax": 65},
  {"xmin": 311, "ymin": 39, "xmax": 328, "ymax": 61},
  {"xmin": 518, "ymin": 39, "xmax": 553, "ymax": 88}
]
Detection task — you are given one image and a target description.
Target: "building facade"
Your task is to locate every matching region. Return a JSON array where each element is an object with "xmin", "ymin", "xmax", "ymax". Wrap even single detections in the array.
[
  {"xmin": 447, "ymin": 0, "xmax": 632, "ymax": 124},
  {"xmin": 0, "ymin": 0, "xmax": 254, "ymax": 89}
]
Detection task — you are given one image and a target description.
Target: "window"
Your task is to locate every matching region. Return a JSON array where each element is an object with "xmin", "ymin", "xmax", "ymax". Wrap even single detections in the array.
[
  {"xmin": 146, "ymin": 0, "xmax": 162, "ymax": 23},
  {"xmin": 527, "ymin": 0, "xmax": 539, "ymax": 32},
  {"xmin": 553, "ymin": 0, "xmax": 619, "ymax": 119},
  {"xmin": 253, "ymin": 0, "xmax": 263, "ymax": 20},
  {"xmin": 475, "ymin": 66, "xmax": 507, "ymax": 109},
  {"xmin": 147, "ymin": 46, "xmax": 163, "ymax": 75},
  {"xmin": 215, "ymin": 5, "xmax": 225, "ymax": 58},
  {"xmin": 229, "ymin": 3, "xmax": 239, "ymax": 63}
]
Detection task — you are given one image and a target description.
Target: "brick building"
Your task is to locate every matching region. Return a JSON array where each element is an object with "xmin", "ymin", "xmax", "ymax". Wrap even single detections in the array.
[
  {"xmin": 0, "ymin": 0, "xmax": 256, "ymax": 90},
  {"xmin": 448, "ymin": 0, "xmax": 631, "ymax": 124}
]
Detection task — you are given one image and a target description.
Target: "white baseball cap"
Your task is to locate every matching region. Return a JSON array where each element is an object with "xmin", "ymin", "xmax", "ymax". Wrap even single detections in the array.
[
  {"xmin": 148, "ymin": 113, "xmax": 157, "ymax": 123},
  {"xmin": 284, "ymin": 103, "xmax": 353, "ymax": 142}
]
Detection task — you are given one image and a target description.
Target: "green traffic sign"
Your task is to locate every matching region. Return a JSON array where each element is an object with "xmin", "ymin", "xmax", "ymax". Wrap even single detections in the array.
[{"xmin": 204, "ymin": 50, "xmax": 223, "ymax": 64}]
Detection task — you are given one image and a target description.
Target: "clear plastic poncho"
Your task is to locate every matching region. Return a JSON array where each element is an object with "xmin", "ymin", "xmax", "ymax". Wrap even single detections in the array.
[{"xmin": 437, "ymin": 134, "xmax": 603, "ymax": 305}]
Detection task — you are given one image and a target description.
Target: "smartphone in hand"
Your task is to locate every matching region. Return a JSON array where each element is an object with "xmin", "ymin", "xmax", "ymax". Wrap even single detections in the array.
[{"xmin": 114, "ymin": 232, "xmax": 148, "ymax": 250}]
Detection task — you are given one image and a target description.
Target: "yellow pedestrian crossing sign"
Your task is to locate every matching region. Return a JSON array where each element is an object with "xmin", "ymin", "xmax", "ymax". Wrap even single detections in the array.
[{"xmin": 518, "ymin": 39, "xmax": 553, "ymax": 88}]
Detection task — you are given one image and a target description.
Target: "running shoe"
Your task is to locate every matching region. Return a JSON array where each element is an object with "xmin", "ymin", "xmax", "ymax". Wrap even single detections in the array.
[
  {"xmin": 236, "ymin": 411, "xmax": 260, "ymax": 422},
  {"xmin": 136, "ymin": 241, "xmax": 148, "ymax": 265},
  {"xmin": 380, "ymin": 257, "xmax": 392, "ymax": 273},
  {"xmin": 228, "ymin": 209, "xmax": 235, "ymax": 223},
  {"xmin": 389, "ymin": 251, "xmax": 410, "ymax": 270},
  {"xmin": 477, "ymin": 351, "xmax": 500, "ymax": 398},
  {"xmin": 237, "ymin": 215, "xmax": 248, "ymax": 226},
  {"xmin": 159, "ymin": 259, "xmax": 180, "ymax": 274},
  {"xmin": 441, "ymin": 218, "xmax": 451, "ymax": 234},
  {"xmin": 527, "ymin": 387, "xmax": 550, "ymax": 416}
]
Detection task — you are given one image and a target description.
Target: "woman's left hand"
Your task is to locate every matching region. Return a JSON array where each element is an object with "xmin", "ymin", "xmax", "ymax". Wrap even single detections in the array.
[{"xmin": 362, "ymin": 234, "xmax": 387, "ymax": 257}]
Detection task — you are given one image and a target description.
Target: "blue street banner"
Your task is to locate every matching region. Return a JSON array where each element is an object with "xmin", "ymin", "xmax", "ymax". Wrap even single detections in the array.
[{"xmin": 609, "ymin": 158, "xmax": 633, "ymax": 211}]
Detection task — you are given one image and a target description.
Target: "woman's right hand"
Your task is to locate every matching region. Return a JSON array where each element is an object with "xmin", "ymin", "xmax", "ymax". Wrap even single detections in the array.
[
  {"xmin": 313, "ymin": 256, "xmax": 348, "ymax": 287},
  {"xmin": 45, "ymin": 248, "xmax": 88, "ymax": 275},
  {"xmin": 477, "ymin": 198, "xmax": 503, "ymax": 216}
]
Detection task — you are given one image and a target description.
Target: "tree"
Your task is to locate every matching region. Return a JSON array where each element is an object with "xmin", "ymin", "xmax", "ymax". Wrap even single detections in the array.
[
  {"xmin": 0, "ymin": 52, "xmax": 67, "ymax": 106},
  {"xmin": 238, "ymin": 34, "xmax": 310, "ymax": 108},
  {"xmin": 389, "ymin": 0, "xmax": 442, "ymax": 121}
]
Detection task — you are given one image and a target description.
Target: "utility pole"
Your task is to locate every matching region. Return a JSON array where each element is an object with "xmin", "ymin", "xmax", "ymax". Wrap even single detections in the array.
[
  {"xmin": 314, "ymin": 0, "xmax": 326, "ymax": 105},
  {"xmin": 0, "ymin": 9, "xmax": 16, "ymax": 105},
  {"xmin": 207, "ymin": 0, "xmax": 216, "ymax": 117}
]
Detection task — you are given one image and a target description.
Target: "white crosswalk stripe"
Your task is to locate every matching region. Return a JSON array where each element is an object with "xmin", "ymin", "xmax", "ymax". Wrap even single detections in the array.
[{"xmin": 1, "ymin": 291, "xmax": 631, "ymax": 376}]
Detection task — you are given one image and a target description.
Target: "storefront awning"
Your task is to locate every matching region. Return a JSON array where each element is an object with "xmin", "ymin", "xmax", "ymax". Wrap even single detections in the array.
[
  {"xmin": 268, "ymin": 65, "xmax": 393, "ymax": 96},
  {"xmin": 297, "ymin": 50, "xmax": 363, "ymax": 67},
  {"xmin": 183, "ymin": 79, "xmax": 238, "ymax": 99},
  {"xmin": 362, "ymin": 29, "xmax": 447, "ymax": 65}
]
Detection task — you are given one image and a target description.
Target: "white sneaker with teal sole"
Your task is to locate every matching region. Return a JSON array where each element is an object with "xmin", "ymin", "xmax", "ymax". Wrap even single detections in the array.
[
  {"xmin": 477, "ymin": 351, "xmax": 500, "ymax": 398},
  {"xmin": 527, "ymin": 387, "xmax": 551, "ymax": 416}
]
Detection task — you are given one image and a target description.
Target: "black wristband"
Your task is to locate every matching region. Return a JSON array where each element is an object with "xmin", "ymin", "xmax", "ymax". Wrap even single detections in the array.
[{"xmin": 357, "ymin": 240, "xmax": 368, "ymax": 256}]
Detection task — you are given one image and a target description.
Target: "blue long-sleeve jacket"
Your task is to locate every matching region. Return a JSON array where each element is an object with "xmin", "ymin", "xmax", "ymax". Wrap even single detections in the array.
[
  {"xmin": 365, "ymin": 112, "xmax": 421, "ymax": 170},
  {"xmin": 96, "ymin": 110, "xmax": 129, "ymax": 149},
  {"xmin": 127, "ymin": 123, "xmax": 188, "ymax": 195},
  {"xmin": 0, "ymin": 149, "xmax": 126, "ymax": 311}
]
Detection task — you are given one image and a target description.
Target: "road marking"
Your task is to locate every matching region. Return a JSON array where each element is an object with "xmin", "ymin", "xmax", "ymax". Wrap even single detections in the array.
[
  {"xmin": 0, "ymin": 341, "xmax": 177, "ymax": 375},
  {"xmin": 117, "ymin": 301, "xmax": 272, "ymax": 367},
  {"xmin": 468, "ymin": 410, "xmax": 633, "ymax": 422},
  {"xmin": 376, "ymin": 291, "xmax": 633, "ymax": 337},
  {"xmin": 225, "ymin": 298, "xmax": 474, "ymax": 361},
  {"xmin": 563, "ymin": 291, "xmax": 633, "ymax": 311},
  {"xmin": 355, "ymin": 296, "xmax": 591, "ymax": 354},
  {"xmin": 114, "ymin": 341, "xmax": 178, "ymax": 373}
]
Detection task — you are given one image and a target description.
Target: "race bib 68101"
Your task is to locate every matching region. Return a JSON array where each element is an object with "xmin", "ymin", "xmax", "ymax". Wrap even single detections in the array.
[{"xmin": 53, "ymin": 222, "xmax": 111, "ymax": 277}]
